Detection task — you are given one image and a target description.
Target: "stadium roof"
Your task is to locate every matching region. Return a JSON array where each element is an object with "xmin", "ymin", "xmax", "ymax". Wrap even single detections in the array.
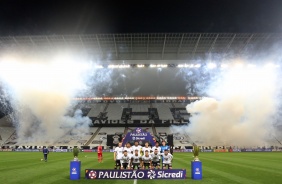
[{"xmin": 1, "ymin": 33, "xmax": 282, "ymax": 61}]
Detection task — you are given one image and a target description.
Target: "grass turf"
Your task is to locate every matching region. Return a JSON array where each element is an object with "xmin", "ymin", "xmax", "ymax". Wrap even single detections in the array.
[{"xmin": 0, "ymin": 152, "xmax": 281, "ymax": 184}]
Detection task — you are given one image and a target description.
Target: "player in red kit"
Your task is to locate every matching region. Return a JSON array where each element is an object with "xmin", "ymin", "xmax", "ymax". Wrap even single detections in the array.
[{"xmin": 97, "ymin": 143, "xmax": 103, "ymax": 163}]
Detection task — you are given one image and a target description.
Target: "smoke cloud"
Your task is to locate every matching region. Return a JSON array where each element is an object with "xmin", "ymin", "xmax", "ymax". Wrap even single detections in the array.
[
  {"xmin": 0, "ymin": 52, "xmax": 111, "ymax": 144},
  {"xmin": 183, "ymin": 63, "xmax": 281, "ymax": 147}
]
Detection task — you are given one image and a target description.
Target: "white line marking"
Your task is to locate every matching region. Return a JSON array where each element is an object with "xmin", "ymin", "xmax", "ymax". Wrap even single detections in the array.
[{"xmin": 133, "ymin": 179, "xmax": 137, "ymax": 184}]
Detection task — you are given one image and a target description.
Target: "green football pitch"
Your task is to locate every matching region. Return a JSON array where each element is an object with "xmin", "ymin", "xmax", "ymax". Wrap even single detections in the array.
[{"xmin": 0, "ymin": 152, "xmax": 281, "ymax": 184}]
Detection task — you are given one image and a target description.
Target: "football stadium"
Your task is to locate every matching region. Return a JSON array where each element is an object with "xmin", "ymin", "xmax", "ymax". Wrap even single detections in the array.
[
  {"xmin": 0, "ymin": 33, "xmax": 282, "ymax": 184},
  {"xmin": 1, "ymin": 1, "xmax": 282, "ymax": 183}
]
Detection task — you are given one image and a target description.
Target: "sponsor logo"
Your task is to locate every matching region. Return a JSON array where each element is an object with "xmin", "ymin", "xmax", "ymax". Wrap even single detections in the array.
[
  {"xmin": 147, "ymin": 170, "xmax": 156, "ymax": 179},
  {"xmin": 85, "ymin": 169, "xmax": 186, "ymax": 180},
  {"xmin": 130, "ymin": 133, "xmax": 148, "ymax": 136},
  {"xmin": 136, "ymin": 128, "xmax": 142, "ymax": 133},
  {"xmin": 71, "ymin": 168, "xmax": 77, "ymax": 175},
  {"xmin": 195, "ymin": 168, "xmax": 200, "ymax": 174},
  {"xmin": 89, "ymin": 171, "xmax": 97, "ymax": 179}
]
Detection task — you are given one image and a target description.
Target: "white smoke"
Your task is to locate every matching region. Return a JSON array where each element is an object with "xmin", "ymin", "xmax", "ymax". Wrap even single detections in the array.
[
  {"xmin": 0, "ymin": 52, "xmax": 110, "ymax": 144},
  {"xmin": 173, "ymin": 62, "xmax": 281, "ymax": 147}
]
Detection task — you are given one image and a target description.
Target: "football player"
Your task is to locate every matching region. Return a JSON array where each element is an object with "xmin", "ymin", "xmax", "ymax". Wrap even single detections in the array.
[
  {"xmin": 131, "ymin": 149, "xmax": 142, "ymax": 170},
  {"xmin": 160, "ymin": 149, "xmax": 173, "ymax": 169},
  {"xmin": 141, "ymin": 150, "xmax": 152, "ymax": 169},
  {"xmin": 150, "ymin": 148, "xmax": 161, "ymax": 169},
  {"xmin": 123, "ymin": 142, "xmax": 133, "ymax": 155},
  {"xmin": 132, "ymin": 141, "xmax": 142, "ymax": 156},
  {"xmin": 120, "ymin": 150, "xmax": 131, "ymax": 170},
  {"xmin": 142, "ymin": 142, "xmax": 152, "ymax": 153},
  {"xmin": 114, "ymin": 142, "xmax": 123, "ymax": 169}
]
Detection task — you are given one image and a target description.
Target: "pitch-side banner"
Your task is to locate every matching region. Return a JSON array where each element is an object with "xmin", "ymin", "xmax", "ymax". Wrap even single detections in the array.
[{"xmin": 85, "ymin": 169, "xmax": 186, "ymax": 180}]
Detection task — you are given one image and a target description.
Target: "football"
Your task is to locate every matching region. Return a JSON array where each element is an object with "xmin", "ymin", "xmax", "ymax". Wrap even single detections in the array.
[{"xmin": 41, "ymin": 159, "xmax": 43, "ymax": 161}]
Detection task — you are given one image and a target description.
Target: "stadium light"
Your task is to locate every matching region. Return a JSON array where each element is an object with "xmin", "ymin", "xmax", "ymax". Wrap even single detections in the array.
[
  {"xmin": 93, "ymin": 65, "xmax": 104, "ymax": 68},
  {"xmin": 137, "ymin": 64, "xmax": 145, "ymax": 68},
  {"xmin": 108, "ymin": 64, "xmax": 130, "ymax": 68},
  {"xmin": 177, "ymin": 64, "xmax": 192, "ymax": 68},
  {"xmin": 150, "ymin": 64, "xmax": 167, "ymax": 68},
  {"xmin": 207, "ymin": 63, "xmax": 216, "ymax": 69},
  {"xmin": 194, "ymin": 64, "xmax": 201, "ymax": 68},
  {"xmin": 158, "ymin": 64, "xmax": 168, "ymax": 68}
]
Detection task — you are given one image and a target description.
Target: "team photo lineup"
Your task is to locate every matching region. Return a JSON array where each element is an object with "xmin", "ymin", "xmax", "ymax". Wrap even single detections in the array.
[{"xmin": 113, "ymin": 141, "xmax": 173, "ymax": 170}]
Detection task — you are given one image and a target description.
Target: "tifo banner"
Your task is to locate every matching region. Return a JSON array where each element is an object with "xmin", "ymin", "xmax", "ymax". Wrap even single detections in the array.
[{"xmin": 85, "ymin": 169, "xmax": 186, "ymax": 180}]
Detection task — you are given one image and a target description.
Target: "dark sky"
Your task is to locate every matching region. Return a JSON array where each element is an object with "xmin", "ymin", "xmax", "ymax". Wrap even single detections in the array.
[{"xmin": 0, "ymin": 0, "xmax": 282, "ymax": 35}]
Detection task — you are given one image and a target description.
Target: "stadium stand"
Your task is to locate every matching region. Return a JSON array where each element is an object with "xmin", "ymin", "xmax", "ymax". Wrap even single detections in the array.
[
  {"xmin": 87, "ymin": 104, "xmax": 107, "ymax": 117},
  {"xmin": 88, "ymin": 127, "xmax": 125, "ymax": 148},
  {"xmin": 106, "ymin": 104, "xmax": 127, "ymax": 120},
  {"xmin": 173, "ymin": 103, "xmax": 188, "ymax": 108},
  {"xmin": 54, "ymin": 127, "xmax": 99, "ymax": 147},
  {"xmin": 130, "ymin": 104, "xmax": 150, "ymax": 112},
  {"xmin": 153, "ymin": 103, "xmax": 174, "ymax": 120},
  {"xmin": 0, "ymin": 127, "xmax": 15, "ymax": 146}
]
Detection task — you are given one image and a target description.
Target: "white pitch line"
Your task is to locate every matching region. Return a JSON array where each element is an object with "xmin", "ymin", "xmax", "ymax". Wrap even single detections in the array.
[{"xmin": 133, "ymin": 179, "xmax": 137, "ymax": 184}]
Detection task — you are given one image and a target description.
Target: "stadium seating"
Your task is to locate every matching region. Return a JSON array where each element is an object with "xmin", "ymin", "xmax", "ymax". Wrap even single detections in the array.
[
  {"xmin": 130, "ymin": 104, "xmax": 150, "ymax": 112},
  {"xmin": 89, "ymin": 127, "xmax": 126, "ymax": 148},
  {"xmin": 0, "ymin": 127, "xmax": 16, "ymax": 146},
  {"xmin": 107, "ymin": 104, "xmax": 128, "ymax": 120},
  {"xmin": 87, "ymin": 104, "xmax": 107, "ymax": 117},
  {"xmin": 153, "ymin": 103, "xmax": 174, "ymax": 120}
]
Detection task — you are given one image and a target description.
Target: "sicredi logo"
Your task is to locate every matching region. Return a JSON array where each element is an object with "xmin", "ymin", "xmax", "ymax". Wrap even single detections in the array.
[
  {"xmin": 147, "ymin": 170, "xmax": 156, "ymax": 179},
  {"xmin": 157, "ymin": 171, "xmax": 184, "ymax": 178}
]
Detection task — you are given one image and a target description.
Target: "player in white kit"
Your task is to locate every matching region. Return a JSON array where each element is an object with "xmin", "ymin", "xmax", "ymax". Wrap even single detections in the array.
[
  {"xmin": 123, "ymin": 142, "xmax": 133, "ymax": 155},
  {"xmin": 131, "ymin": 141, "xmax": 142, "ymax": 155},
  {"xmin": 160, "ymin": 149, "xmax": 173, "ymax": 169},
  {"xmin": 130, "ymin": 149, "xmax": 142, "ymax": 169},
  {"xmin": 120, "ymin": 150, "xmax": 131, "ymax": 169},
  {"xmin": 114, "ymin": 142, "xmax": 123, "ymax": 169},
  {"xmin": 141, "ymin": 150, "xmax": 152, "ymax": 169},
  {"xmin": 142, "ymin": 142, "xmax": 152, "ymax": 154},
  {"xmin": 150, "ymin": 148, "xmax": 162, "ymax": 169},
  {"xmin": 151, "ymin": 141, "xmax": 161, "ymax": 154}
]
